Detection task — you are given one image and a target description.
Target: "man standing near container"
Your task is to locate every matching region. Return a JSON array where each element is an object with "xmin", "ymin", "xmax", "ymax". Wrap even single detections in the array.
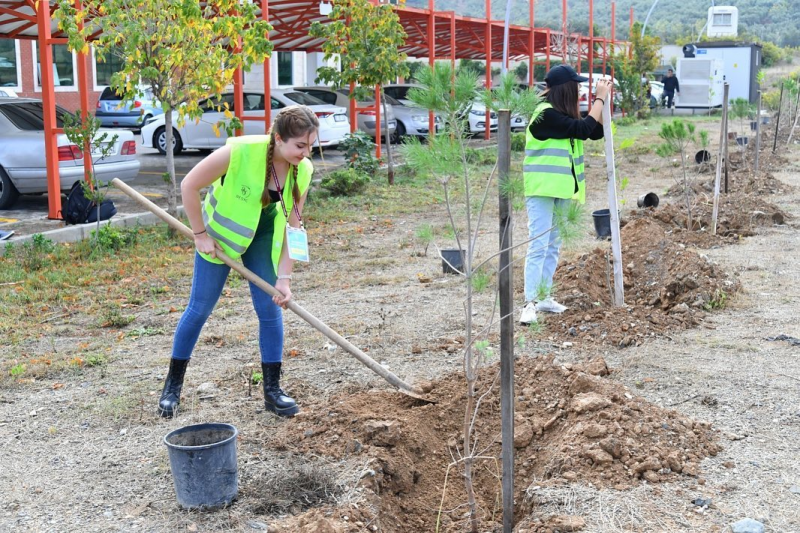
[{"xmin": 661, "ymin": 68, "xmax": 680, "ymax": 108}]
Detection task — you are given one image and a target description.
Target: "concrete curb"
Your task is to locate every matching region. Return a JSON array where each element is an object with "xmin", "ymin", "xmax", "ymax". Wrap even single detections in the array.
[{"xmin": 0, "ymin": 206, "xmax": 186, "ymax": 256}]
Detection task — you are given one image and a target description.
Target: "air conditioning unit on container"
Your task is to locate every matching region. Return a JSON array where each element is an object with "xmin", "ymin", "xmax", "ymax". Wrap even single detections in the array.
[{"xmin": 676, "ymin": 58, "xmax": 724, "ymax": 108}]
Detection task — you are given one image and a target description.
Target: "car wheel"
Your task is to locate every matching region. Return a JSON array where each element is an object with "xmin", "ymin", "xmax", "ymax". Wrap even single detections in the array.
[
  {"xmin": 0, "ymin": 167, "xmax": 20, "ymax": 210},
  {"xmin": 392, "ymin": 121, "xmax": 406, "ymax": 144},
  {"xmin": 154, "ymin": 126, "xmax": 183, "ymax": 156}
]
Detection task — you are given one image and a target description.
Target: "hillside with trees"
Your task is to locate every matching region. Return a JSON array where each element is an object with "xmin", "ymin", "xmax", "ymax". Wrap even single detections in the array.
[{"xmin": 405, "ymin": 0, "xmax": 800, "ymax": 47}]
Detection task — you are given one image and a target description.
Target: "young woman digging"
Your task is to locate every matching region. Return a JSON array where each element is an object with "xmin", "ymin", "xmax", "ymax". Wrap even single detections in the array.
[{"xmin": 158, "ymin": 105, "xmax": 319, "ymax": 418}]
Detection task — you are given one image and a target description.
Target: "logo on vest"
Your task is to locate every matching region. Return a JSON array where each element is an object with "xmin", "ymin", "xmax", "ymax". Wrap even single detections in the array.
[{"xmin": 236, "ymin": 185, "xmax": 251, "ymax": 202}]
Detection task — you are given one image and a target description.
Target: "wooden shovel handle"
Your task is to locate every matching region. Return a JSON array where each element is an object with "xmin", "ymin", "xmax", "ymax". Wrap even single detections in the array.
[{"xmin": 111, "ymin": 179, "xmax": 427, "ymax": 398}]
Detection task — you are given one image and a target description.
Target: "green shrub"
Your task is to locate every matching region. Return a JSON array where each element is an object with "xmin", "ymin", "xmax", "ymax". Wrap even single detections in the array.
[
  {"xmin": 92, "ymin": 224, "xmax": 136, "ymax": 253},
  {"xmin": 762, "ymin": 89, "xmax": 781, "ymax": 111},
  {"xmin": 465, "ymin": 147, "xmax": 497, "ymax": 165},
  {"xmin": 339, "ymin": 131, "xmax": 380, "ymax": 175},
  {"xmin": 321, "ymin": 168, "xmax": 370, "ymax": 196},
  {"xmin": 510, "ymin": 132, "xmax": 526, "ymax": 152},
  {"xmin": 5, "ymin": 234, "xmax": 56, "ymax": 271},
  {"xmin": 617, "ymin": 116, "xmax": 637, "ymax": 127}
]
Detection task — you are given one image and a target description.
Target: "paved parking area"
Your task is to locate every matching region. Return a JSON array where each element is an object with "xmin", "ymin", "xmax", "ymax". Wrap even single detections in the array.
[{"xmin": 0, "ymin": 145, "xmax": 346, "ymax": 242}]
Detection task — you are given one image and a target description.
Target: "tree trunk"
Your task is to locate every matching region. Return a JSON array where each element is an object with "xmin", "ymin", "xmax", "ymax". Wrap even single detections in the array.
[
  {"xmin": 382, "ymin": 90, "xmax": 395, "ymax": 185},
  {"xmin": 164, "ymin": 110, "xmax": 178, "ymax": 219}
]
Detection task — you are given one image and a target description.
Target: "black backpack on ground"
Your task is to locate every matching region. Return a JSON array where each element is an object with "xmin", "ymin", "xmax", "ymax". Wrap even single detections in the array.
[{"xmin": 61, "ymin": 181, "xmax": 116, "ymax": 225}]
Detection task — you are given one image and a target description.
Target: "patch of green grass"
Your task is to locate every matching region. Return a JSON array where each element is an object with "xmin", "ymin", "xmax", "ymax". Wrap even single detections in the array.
[
  {"xmin": 99, "ymin": 306, "xmax": 135, "ymax": 328},
  {"xmin": 704, "ymin": 289, "xmax": 729, "ymax": 310},
  {"xmin": 126, "ymin": 326, "xmax": 165, "ymax": 339},
  {"xmin": 85, "ymin": 353, "xmax": 108, "ymax": 367},
  {"xmin": 471, "ymin": 268, "xmax": 492, "ymax": 292},
  {"xmin": 251, "ymin": 371, "xmax": 263, "ymax": 385},
  {"xmin": 9, "ymin": 363, "xmax": 25, "ymax": 377}
]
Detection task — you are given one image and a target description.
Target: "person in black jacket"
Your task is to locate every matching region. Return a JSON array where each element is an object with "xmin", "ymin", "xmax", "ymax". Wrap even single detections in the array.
[
  {"xmin": 661, "ymin": 68, "xmax": 680, "ymax": 108},
  {"xmin": 519, "ymin": 65, "xmax": 610, "ymax": 325}
]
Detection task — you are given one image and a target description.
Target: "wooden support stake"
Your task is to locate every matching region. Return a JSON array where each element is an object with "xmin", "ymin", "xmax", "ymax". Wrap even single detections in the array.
[
  {"xmin": 712, "ymin": 83, "xmax": 730, "ymax": 235},
  {"xmin": 601, "ymin": 98, "xmax": 624, "ymax": 306},
  {"xmin": 773, "ymin": 83, "xmax": 784, "ymax": 153},
  {"xmin": 497, "ymin": 110, "xmax": 514, "ymax": 533},
  {"xmin": 754, "ymin": 90, "xmax": 762, "ymax": 175}
]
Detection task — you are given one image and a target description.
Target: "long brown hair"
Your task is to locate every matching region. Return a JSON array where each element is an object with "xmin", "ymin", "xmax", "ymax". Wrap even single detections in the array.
[
  {"xmin": 262, "ymin": 105, "xmax": 320, "ymax": 207},
  {"xmin": 545, "ymin": 81, "xmax": 580, "ymax": 119}
]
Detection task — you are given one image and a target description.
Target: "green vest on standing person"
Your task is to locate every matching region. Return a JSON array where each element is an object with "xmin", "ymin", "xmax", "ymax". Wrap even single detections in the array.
[
  {"xmin": 200, "ymin": 134, "xmax": 313, "ymax": 272},
  {"xmin": 523, "ymin": 103, "xmax": 586, "ymax": 204}
]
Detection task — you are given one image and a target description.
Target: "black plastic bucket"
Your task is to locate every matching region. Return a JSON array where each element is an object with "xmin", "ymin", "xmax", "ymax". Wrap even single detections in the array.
[
  {"xmin": 694, "ymin": 150, "xmax": 711, "ymax": 164},
  {"xmin": 441, "ymin": 248, "xmax": 465, "ymax": 274},
  {"xmin": 736, "ymin": 136, "xmax": 749, "ymax": 146},
  {"xmin": 592, "ymin": 209, "xmax": 612, "ymax": 238},
  {"xmin": 637, "ymin": 192, "xmax": 660, "ymax": 208},
  {"xmin": 164, "ymin": 423, "xmax": 239, "ymax": 510}
]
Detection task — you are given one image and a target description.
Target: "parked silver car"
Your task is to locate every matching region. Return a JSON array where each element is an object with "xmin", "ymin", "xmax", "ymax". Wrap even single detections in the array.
[
  {"xmin": 96, "ymin": 85, "xmax": 163, "ymax": 129},
  {"xmin": 0, "ymin": 98, "xmax": 140, "ymax": 209},
  {"xmin": 292, "ymin": 86, "xmax": 397, "ymax": 140},
  {"xmin": 384, "ymin": 83, "xmax": 497, "ymax": 134},
  {"xmin": 383, "ymin": 94, "xmax": 440, "ymax": 139}
]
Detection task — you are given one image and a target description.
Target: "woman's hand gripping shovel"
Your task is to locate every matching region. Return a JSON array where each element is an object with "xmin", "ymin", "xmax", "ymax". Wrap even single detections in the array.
[{"xmin": 112, "ymin": 179, "xmax": 433, "ymax": 401}]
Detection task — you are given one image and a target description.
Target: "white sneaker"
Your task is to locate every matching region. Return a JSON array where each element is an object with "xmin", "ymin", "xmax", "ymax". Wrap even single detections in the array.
[
  {"xmin": 519, "ymin": 302, "xmax": 538, "ymax": 325},
  {"xmin": 535, "ymin": 298, "xmax": 568, "ymax": 314}
]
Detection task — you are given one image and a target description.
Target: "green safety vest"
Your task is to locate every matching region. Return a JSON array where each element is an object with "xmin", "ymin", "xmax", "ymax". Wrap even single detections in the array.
[
  {"xmin": 200, "ymin": 135, "xmax": 313, "ymax": 273},
  {"xmin": 523, "ymin": 103, "xmax": 586, "ymax": 204}
]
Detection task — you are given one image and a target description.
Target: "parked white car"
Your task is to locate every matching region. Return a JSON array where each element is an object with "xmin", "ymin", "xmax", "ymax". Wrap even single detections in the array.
[
  {"xmin": 0, "ymin": 88, "xmax": 18, "ymax": 98},
  {"xmin": 465, "ymin": 102, "xmax": 498, "ymax": 134},
  {"xmin": 579, "ymin": 75, "xmax": 620, "ymax": 116},
  {"xmin": 141, "ymin": 89, "xmax": 350, "ymax": 155},
  {"xmin": 0, "ymin": 98, "xmax": 139, "ymax": 209}
]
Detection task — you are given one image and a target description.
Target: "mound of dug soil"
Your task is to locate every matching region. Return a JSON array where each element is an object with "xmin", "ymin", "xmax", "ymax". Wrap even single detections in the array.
[
  {"xmin": 554, "ymin": 218, "xmax": 741, "ymax": 347},
  {"xmin": 626, "ymin": 192, "xmax": 789, "ymax": 248},
  {"xmin": 266, "ymin": 355, "xmax": 720, "ymax": 532}
]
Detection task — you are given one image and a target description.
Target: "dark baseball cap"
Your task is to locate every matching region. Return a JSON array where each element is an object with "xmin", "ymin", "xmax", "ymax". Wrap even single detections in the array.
[{"xmin": 545, "ymin": 65, "xmax": 589, "ymax": 87}]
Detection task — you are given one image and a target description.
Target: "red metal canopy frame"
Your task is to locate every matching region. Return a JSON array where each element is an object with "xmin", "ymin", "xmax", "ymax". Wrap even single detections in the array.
[{"xmin": 0, "ymin": 0, "xmax": 627, "ymax": 220}]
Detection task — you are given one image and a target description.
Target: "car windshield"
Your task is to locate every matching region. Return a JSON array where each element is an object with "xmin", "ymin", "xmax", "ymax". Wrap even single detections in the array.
[
  {"xmin": 283, "ymin": 92, "xmax": 326, "ymax": 106},
  {"xmin": 0, "ymin": 101, "xmax": 69, "ymax": 130}
]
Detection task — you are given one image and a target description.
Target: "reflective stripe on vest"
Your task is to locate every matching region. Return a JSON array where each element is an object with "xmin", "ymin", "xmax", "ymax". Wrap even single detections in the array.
[
  {"xmin": 199, "ymin": 135, "xmax": 314, "ymax": 271},
  {"xmin": 523, "ymin": 102, "xmax": 586, "ymax": 203}
]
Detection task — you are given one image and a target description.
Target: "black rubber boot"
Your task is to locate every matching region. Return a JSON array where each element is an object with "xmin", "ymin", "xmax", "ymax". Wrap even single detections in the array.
[
  {"xmin": 262, "ymin": 362, "xmax": 299, "ymax": 417},
  {"xmin": 158, "ymin": 358, "xmax": 189, "ymax": 418}
]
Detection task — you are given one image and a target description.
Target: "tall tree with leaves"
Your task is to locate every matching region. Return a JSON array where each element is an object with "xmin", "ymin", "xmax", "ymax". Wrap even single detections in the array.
[
  {"xmin": 54, "ymin": 0, "xmax": 273, "ymax": 217},
  {"xmin": 628, "ymin": 22, "xmax": 661, "ymax": 115},
  {"xmin": 310, "ymin": 0, "xmax": 409, "ymax": 184}
]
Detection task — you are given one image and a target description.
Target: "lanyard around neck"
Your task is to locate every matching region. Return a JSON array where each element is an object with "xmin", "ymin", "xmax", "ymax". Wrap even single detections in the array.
[{"xmin": 270, "ymin": 163, "xmax": 303, "ymax": 224}]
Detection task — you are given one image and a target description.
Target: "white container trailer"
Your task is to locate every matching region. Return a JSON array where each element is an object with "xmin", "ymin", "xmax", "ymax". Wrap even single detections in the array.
[
  {"xmin": 676, "ymin": 57, "xmax": 724, "ymax": 109},
  {"xmin": 693, "ymin": 42, "xmax": 762, "ymax": 103}
]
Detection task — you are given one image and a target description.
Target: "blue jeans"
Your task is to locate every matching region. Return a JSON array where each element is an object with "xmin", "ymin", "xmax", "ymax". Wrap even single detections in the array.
[
  {"xmin": 172, "ymin": 205, "xmax": 284, "ymax": 363},
  {"xmin": 524, "ymin": 196, "xmax": 570, "ymax": 303}
]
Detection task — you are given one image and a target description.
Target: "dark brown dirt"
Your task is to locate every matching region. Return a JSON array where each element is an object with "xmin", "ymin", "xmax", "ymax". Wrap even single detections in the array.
[
  {"xmin": 261, "ymin": 354, "xmax": 720, "ymax": 532},
  {"xmin": 551, "ymin": 217, "xmax": 741, "ymax": 348}
]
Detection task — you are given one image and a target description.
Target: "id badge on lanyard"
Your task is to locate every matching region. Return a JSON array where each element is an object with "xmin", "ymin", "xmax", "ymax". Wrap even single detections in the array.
[
  {"xmin": 271, "ymin": 163, "xmax": 310, "ymax": 262},
  {"xmin": 286, "ymin": 225, "xmax": 309, "ymax": 262}
]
